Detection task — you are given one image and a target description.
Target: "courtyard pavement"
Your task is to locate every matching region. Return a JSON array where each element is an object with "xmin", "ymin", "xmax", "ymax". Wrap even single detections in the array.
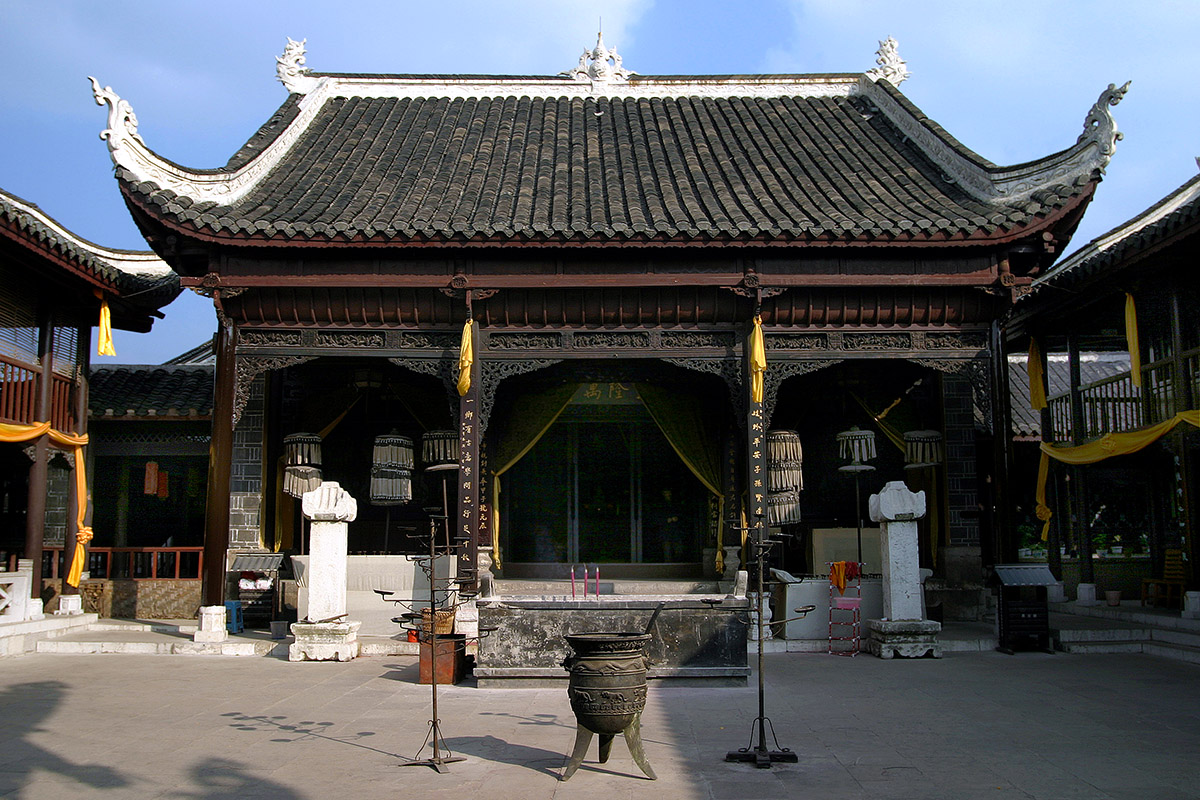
[{"xmin": 0, "ymin": 647, "xmax": 1196, "ymax": 800}]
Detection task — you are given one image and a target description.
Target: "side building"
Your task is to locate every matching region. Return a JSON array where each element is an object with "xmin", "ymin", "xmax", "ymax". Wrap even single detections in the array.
[{"xmin": 0, "ymin": 187, "xmax": 178, "ymax": 611}]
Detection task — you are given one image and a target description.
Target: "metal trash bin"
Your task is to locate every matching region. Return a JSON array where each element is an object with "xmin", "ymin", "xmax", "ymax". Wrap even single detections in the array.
[{"xmin": 989, "ymin": 563, "xmax": 1055, "ymax": 654}]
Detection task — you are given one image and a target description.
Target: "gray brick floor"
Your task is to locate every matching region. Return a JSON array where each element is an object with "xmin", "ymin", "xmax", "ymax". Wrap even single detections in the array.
[{"xmin": 0, "ymin": 649, "xmax": 1196, "ymax": 799}]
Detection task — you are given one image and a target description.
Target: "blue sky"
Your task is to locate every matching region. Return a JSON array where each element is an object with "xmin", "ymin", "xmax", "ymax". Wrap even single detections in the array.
[{"xmin": 2, "ymin": 1, "xmax": 1198, "ymax": 363}]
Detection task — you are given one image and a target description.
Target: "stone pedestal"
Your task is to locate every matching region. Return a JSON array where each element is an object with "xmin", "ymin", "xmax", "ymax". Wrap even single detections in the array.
[
  {"xmin": 289, "ymin": 621, "xmax": 361, "ymax": 662},
  {"xmin": 721, "ymin": 546, "xmax": 741, "ymax": 582},
  {"xmin": 54, "ymin": 594, "xmax": 83, "ymax": 615},
  {"xmin": 194, "ymin": 605, "xmax": 228, "ymax": 643},
  {"xmin": 455, "ymin": 598, "xmax": 479, "ymax": 638},
  {"xmin": 865, "ymin": 619, "xmax": 942, "ymax": 659},
  {"xmin": 1182, "ymin": 591, "xmax": 1200, "ymax": 620},
  {"xmin": 292, "ymin": 482, "xmax": 359, "ymax": 661},
  {"xmin": 1047, "ymin": 582, "xmax": 1067, "ymax": 603},
  {"xmin": 866, "ymin": 480, "xmax": 940, "ymax": 659},
  {"xmin": 870, "ymin": 481, "xmax": 926, "ymax": 622},
  {"xmin": 1075, "ymin": 583, "xmax": 1098, "ymax": 607}
]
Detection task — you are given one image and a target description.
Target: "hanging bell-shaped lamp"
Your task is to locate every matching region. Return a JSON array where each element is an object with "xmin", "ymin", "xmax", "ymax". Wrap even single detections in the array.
[
  {"xmin": 370, "ymin": 434, "xmax": 414, "ymax": 505},
  {"xmin": 903, "ymin": 430, "xmax": 943, "ymax": 469},
  {"xmin": 836, "ymin": 426, "xmax": 876, "ymax": 466},
  {"xmin": 765, "ymin": 429, "xmax": 803, "ymax": 492},
  {"xmin": 283, "ymin": 432, "xmax": 323, "ymax": 498},
  {"xmin": 421, "ymin": 430, "xmax": 459, "ymax": 466}
]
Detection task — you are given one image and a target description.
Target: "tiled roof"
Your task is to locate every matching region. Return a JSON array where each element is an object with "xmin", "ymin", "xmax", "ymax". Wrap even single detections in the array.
[
  {"xmin": 96, "ymin": 44, "xmax": 1125, "ymax": 250},
  {"xmin": 1032, "ymin": 173, "xmax": 1200, "ymax": 292},
  {"xmin": 0, "ymin": 187, "xmax": 179, "ymax": 306},
  {"xmin": 117, "ymin": 90, "xmax": 1086, "ymax": 247},
  {"xmin": 90, "ymin": 365, "xmax": 213, "ymax": 418}
]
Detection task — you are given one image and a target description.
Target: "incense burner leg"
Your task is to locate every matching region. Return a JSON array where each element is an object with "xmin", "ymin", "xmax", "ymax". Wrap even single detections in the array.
[
  {"xmin": 561, "ymin": 725, "xmax": 593, "ymax": 781},
  {"xmin": 598, "ymin": 734, "xmax": 614, "ymax": 763},
  {"xmin": 624, "ymin": 716, "xmax": 656, "ymax": 780}
]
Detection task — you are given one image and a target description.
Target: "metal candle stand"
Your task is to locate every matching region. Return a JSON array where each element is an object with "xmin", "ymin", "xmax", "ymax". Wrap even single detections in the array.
[
  {"xmin": 374, "ymin": 461, "xmax": 494, "ymax": 774},
  {"xmin": 724, "ymin": 521, "xmax": 814, "ymax": 768}
]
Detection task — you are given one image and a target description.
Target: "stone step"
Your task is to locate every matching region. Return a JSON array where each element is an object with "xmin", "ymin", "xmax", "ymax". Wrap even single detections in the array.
[
  {"xmin": 1056, "ymin": 640, "xmax": 1146, "ymax": 655},
  {"xmin": 1054, "ymin": 627, "xmax": 1149, "ymax": 644},
  {"xmin": 35, "ymin": 638, "xmax": 282, "ymax": 657},
  {"xmin": 1143, "ymin": 640, "xmax": 1200, "ymax": 664}
]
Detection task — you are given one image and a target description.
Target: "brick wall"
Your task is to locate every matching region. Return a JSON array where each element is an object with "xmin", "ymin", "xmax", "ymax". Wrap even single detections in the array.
[
  {"xmin": 229, "ymin": 375, "xmax": 266, "ymax": 551},
  {"xmin": 75, "ymin": 578, "xmax": 203, "ymax": 619},
  {"xmin": 943, "ymin": 372, "xmax": 979, "ymax": 547}
]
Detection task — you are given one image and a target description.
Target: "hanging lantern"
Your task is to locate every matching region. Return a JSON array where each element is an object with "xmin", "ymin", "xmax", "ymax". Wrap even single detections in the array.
[
  {"xmin": 371, "ymin": 434, "xmax": 414, "ymax": 505},
  {"xmin": 767, "ymin": 489, "xmax": 802, "ymax": 526},
  {"xmin": 283, "ymin": 432, "xmax": 323, "ymax": 499},
  {"xmin": 284, "ymin": 466, "xmax": 323, "ymax": 499},
  {"xmin": 904, "ymin": 430, "xmax": 943, "ymax": 469},
  {"xmin": 836, "ymin": 426, "xmax": 876, "ymax": 466},
  {"xmin": 283, "ymin": 432, "xmax": 322, "ymax": 469},
  {"xmin": 422, "ymin": 430, "xmax": 459, "ymax": 465},
  {"xmin": 766, "ymin": 429, "xmax": 803, "ymax": 492}
]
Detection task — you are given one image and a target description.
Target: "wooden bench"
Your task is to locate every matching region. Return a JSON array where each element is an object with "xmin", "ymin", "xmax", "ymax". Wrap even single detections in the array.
[{"xmin": 1141, "ymin": 549, "xmax": 1186, "ymax": 608}]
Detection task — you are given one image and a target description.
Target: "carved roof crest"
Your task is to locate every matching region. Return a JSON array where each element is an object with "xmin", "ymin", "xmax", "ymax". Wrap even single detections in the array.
[
  {"xmin": 89, "ymin": 77, "xmax": 143, "ymax": 155},
  {"xmin": 562, "ymin": 32, "xmax": 636, "ymax": 85},
  {"xmin": 1077, "ymin": 81, "xmax": 1131, "ymax": 164},
  {"xmin": 865, "ymin": 36, "xmax": 910, "ymax": 87},
  {"xmin": 277, "ymin": 37, "xmax": 320, "ymax": 95}
]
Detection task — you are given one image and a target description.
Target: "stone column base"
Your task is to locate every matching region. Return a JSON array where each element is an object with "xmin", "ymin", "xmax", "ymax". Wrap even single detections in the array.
[
  {"xmin": 1183, "ymin": 591, "xmax": 1200, "ymax": 620},
  {"xmin": 54, "ymin": 595, "xmax": 83, "ymax": 615},
  {"xmin": 289, "ymin": 621, "xmax": 361, "ymax": 662},
  {"xmin": 194, "ymin": 605, "xmax": 228, "ymax": 643},
  {"xmin": 865, "ymin": 619, "xmax": 942, "ymax": 659}
]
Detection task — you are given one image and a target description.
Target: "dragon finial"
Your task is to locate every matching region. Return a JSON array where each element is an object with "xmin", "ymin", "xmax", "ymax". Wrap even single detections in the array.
[
  {"xmin": 276, "ymin": 37, "xmax": 319, "ymax": 94},
  {"xmin": 562, "ymin": 31, "xmax": 637, "ymax": 85},
  {"xmin": 1078, "ymin": 81, "xmax": 1131, "ymax": 165}
]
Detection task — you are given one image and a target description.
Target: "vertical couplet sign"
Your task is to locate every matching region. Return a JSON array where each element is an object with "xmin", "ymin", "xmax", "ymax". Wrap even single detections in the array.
[{"xmin": 456, "ymin": 320, "xmax": 481, "ymax": 592}]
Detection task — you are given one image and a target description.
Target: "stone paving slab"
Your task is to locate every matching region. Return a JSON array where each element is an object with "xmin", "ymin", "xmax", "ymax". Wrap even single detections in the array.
[{"xmin": 0, "ymin": 648, "xmax": 1197, "ymax": 799}]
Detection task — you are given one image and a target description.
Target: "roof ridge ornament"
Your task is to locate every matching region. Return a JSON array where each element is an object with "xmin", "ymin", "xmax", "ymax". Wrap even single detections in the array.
[
  {"xmin": 1077, "ymin": 81, "xmax": 1131, "ymax": 165},
  {"xmin": 562, "ymin": 32, "xmax": 636, "ymax": 85},
  {"xmin": 865, "ymin": 36, "xmax": 910, "ymax": 87},
  {"xmin": 277, "ymin": 37, "xmax": 320, "ymax": 95},
  {"xmin": 89, "ymin": 77, "xmax": 143, "ymax": 155}
]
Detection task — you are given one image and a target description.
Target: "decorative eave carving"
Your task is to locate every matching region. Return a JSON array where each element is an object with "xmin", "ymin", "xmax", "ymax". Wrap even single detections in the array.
[
  {"xmin": 864, "ymin": 36, "xmax": 910, "ymax": 88},
  {"xmin": 561, "ymin": 32, "xmax": 637, "ymax": 86},
  {"xmin": 860, "ymin": 75, "xmax": 1131, "ymax": 203},
  {"xmin": 276, "ymin": 37, "xmax": 321, "ymax": 95},
  {"xmin": 89, "ymin": 77, "xmax": 144, "ymax": 154}
]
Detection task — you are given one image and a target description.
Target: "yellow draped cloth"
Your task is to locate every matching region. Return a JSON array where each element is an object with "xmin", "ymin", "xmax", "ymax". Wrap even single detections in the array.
[
  {"xmin": 457, "ymin": 320, "xmax": 474, "ymax": 396},
  {"xmin": 0, "ymin": 422, "xmax": 91, "ymax": 586},
  {"xmin": 748, "ymin": 316, "xmax": 766, "ymax": 404},
  {"xmin": 94, "ymin": 289, "xmax": 116, "ymax": 357},
  {"xmin": 1028, "ymin": 338, "xmax": 1047, "ymax": 411},
  {"xmin": 1034, "ymin": 410, "xmax": 1200, "ymax": 539},
  {"xmin": 1125, "ymin": 293, "xmax": 1142, "ymax": 388}
]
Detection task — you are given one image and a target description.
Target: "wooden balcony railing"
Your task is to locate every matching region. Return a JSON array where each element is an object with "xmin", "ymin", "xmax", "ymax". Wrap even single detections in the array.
[
  {"xmin": 1045, "ymin": 346, "xmax": 1200, "ymax": 443},
  {"xmin": 0, "ymin": 353, "xmax": 76, "ymax": 431},
  {"xmin": 40, "ymin": 547, "xmax": 203, "ymax": 581}
]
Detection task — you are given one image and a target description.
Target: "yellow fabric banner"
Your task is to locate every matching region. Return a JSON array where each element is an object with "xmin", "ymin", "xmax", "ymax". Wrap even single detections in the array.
[
  {"xmin": 95, "ymin": 290, "xmax": 116, "ymax": 357},
  {"xmin": 0, "ymin": 422, "xmax": 92, "ymax": 586},
  {"xmin": 1125, "ymin": 293, "xmax": 1142, "ymax": 388},
  {"xmin": 457, "ymin": 319, "xmax": 474, "ymax": 396},
  {"xmin": 1028, "ymin": 338, "xmax": 1047, "ymax": 411},
  {"xmin": 1034, "ymin": 409, "xmax": 1200, "ymax": 539},
  {"xmin": 748, "ymin": 316, "xmax": 766, "ymax": 404}
]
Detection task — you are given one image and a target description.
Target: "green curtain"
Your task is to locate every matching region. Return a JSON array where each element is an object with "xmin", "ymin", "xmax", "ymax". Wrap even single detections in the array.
[
  {"xmin": 635, "ymin": 383, "xmax": 723, "ymax": 498},
  {"xmin": 489, "ymin": 382, "xmax": 578, "ymax": 568}
]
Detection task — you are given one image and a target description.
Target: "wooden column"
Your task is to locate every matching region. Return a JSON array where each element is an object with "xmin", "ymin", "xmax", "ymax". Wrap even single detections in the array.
[
  {"xmin": 1067, "ymin": 333, "xmax": 1093, "ymax": 583},
  {"xmin": 744, "ymin": 319, "xmax": 767, "ymax": 567},
  {"xmin": 989, "ymin": 321, "xmax": 1012, "ymax": 566},
  {"xmin": 203, "ymin": 317, "xmax": 237, "ymax": 606},
  {"xmin": 456, "ymin": 318, "xmax": 482, "ymax": 593},
  {"xmin": 24, "ymin": 311, "xmax": 54, "ymax": 597},
  {"xmin": 62, "ymin": 325, "xmax": 91, "ymax": 597}
]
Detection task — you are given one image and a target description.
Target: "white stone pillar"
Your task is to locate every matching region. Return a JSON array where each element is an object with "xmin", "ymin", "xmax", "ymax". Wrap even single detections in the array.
[
  {"xmin": 301, "ymin": 481, "xmax": 357, "ymax": 623},
  {"xmin": 1075, "ymin": 583, "xmax": 1098, "ymax": 607},
  {"xmin": 195, "ymin": 605, "xmax": 228, "ymax": 643},
  {"xmin": 1183, "ymin": 591, "xmax": 1200, "ymax": 620},
  {"xmin": 870, "ymin": 480, "xmax": 926, "ymax": 621}
]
